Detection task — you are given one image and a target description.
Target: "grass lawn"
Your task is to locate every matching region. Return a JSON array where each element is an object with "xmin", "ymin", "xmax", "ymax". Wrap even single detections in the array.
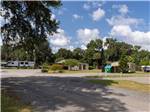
[
  {"xmin": 1, "ymin": 90, "xmax": 32, "ymax": 112},
  {"xmin": 85, "ymin": 72, "xmax": 149, "ymax": 78},
  {"xmin": 88, "ymin": 79, "xmax": 150, "ymax": 93}
]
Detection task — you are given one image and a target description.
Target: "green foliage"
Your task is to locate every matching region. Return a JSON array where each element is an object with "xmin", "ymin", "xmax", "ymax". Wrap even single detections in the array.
[
  {"xmin": 73, "ymin": 48, "xmax": 84, "ymax": 60},
  {"xmin": 1, "ymin": 1, "xmax": 61, "ymax": 66},
  {"xmin": 138, "ymin": 50, "xmax": 150, "ymax": 65},
  {"xmin": 119, "ymin": 55, "xmax": 129, "ymax": 73},
  {"xmin": 1, "ymin": 41, "xmax": 54, "ymax": 66},
  {"xmin": 140, "ymin": 60, "xmax": 150, "ymax": 65},
  {"xmin": 89, "ymin": 66, "xmax": 95, "ymax": 70},
  {"xmin": 127, "ymin": 56, "xmax": 134, "ymax": 63},
  {"xmin": 55, "ymin": 48, "xmax": 73, "ymax": 59},
  {"xmin": 63, "ymin": 59, "xmax": 79, "ymax": 67},
  {"xmin": 87, "ymin": 39, "xmax": 102, "ymax": 49},
  {"xmin": 1, "ymin": 1, "xmax": 61, "ymax": 44},
  {"xmin": 105, "ymin": 38, "xmax": 133, "ymax": 62},
  {"xmin": 84, "ymin": 39, "xmax": 103, "ymax": 66},
  {"xmin": 41, "ymin": 63, "xmax": 50, "ymax": 73},
  {"xmin": 50, "ymin": 64, "xmax": 63, "ymax": 72},
  {"xmin": 93, "ymin": 52, "xmax": 101, "ymax": 60}
]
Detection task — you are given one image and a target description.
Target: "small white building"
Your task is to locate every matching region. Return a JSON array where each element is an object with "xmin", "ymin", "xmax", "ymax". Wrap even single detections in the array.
[
  {"xmin": 111, "ymin": 61, "xmax": 136, "ymax": 73},
  {"xmin": 56, "ymin": 60, "xmax": 89, "ymax": 70},
  {"xmin": 128, "ymin": 62, "xmax": 136, "ymax": 73}
]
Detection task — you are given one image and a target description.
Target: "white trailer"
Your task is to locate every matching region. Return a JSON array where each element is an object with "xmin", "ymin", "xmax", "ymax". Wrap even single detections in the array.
[
  {"xmin": 19, "ymin": 61, "xmax": 35, "ymax": 67},
  {"xmin": 5, "ymin": 61, "xmax": 35, "ymax": 67},
  {"xmin": 7, "ymin": 61, "xmax": 19, "ymax": 67}
]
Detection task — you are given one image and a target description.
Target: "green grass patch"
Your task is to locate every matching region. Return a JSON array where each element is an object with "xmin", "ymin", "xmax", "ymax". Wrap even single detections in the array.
[
  {"xmin": 1, "ymin": 90, "xmax": 32, "ymax": 112},
  {"xmin": 85, "ymin": 72, "xmax": 149, "ymax": 78},
  {"xmin": 88, "ymin": 79, "xmax": 150, "ymax": 93}
]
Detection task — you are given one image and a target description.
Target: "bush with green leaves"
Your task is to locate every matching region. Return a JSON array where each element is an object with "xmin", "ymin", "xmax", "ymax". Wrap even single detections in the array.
[
  {"xmin": 41, "ymin": 63, "xmax": 50, "ymax": 73},
  {"xmin": 50, "ymin": 64, "xmax": 63, "ymax": 73},
  {"xmin": 119, "ymin": 55, "xmax": 129, "ymax": 73},
  {"xmin": 89, "ymin": 66, "xmax": 95, "ymax": 70}
]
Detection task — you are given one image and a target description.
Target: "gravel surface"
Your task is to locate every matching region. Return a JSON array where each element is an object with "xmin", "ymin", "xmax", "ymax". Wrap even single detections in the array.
[
  {"xmin": 1, "ymin": 69, "xmax": 150, "ymax": 112},
  {"xmin": 1, "ymin": 77, "xmax": 150, "ymax": 112}
]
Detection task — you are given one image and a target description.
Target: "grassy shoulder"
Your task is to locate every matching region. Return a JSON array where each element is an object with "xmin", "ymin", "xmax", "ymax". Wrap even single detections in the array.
[
  {"xmin": 85, "ymin": 72, "xmax": 149, "ymax": 78},
  {"xmin": 1, "ymin": 90, "xmax": 32, "ymax": 112},
  {"xmin": 88, "ymin": 79, "xmax": 150, "ymax": 93}
]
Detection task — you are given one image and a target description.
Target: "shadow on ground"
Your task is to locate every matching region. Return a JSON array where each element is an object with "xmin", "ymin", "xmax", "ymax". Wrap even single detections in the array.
[{"xmin": 2, "ymin": 76, "xmax": 128, "ymax": 112}]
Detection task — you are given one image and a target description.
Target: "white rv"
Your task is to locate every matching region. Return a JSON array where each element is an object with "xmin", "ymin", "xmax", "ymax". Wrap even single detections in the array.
[
  {"xmin": 3, "ymin": 61, "xmax": 35, "ymax": 67},
  {"xmin": 19, "ymin": 61, "xmax": 35, "ymax": 67},
  {"xmin": 7, "ymin": 61, "xmax": 19, "ymax": 67}
]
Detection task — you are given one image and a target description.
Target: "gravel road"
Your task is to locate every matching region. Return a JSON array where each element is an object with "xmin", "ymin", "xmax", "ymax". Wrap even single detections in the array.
[{"xmin": 1, "ymin": 69, "xmax": 150, "ymax": 112}]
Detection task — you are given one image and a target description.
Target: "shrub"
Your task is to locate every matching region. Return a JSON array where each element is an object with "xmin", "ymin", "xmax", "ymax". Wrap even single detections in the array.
[
  {"xmin": 50, "ymin": 64, "xmax": 63, "ymax": 73},
  {"xmin": 119, "ymin": 55, "xmax": 129, "ymax": 73},
  {"xmin": 41, "ymin": 63, "xmax": 50, "ymax": 73},
  {"xmin": 41, "ymin": 69, "xmax": 48, "ymax": 73},
  {"xmin": 89, "ymin": 66, "xmax": 95, "ymax": 70}
]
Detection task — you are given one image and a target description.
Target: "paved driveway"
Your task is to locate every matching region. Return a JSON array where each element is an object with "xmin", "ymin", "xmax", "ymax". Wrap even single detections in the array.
[{"xmin": 1, "ymin": 69, "xmax": 150, "ymax": 112}]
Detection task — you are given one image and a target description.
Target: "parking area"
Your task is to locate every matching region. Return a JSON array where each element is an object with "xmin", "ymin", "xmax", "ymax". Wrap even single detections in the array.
[{"xmin": 1, "ymin": 69, "xmax": 150, "ymax": 112}]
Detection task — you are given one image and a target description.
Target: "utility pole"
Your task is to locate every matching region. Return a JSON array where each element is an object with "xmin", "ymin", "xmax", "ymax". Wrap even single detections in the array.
[{"xmin": 33, "ymin": 49, "xmax": 36, "ymax": 69}]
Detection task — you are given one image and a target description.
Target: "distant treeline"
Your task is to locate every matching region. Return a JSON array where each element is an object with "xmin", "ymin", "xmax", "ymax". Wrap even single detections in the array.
[{"xmin": 1, "ymin": 38, "xmax": 150, "ymax": 68}]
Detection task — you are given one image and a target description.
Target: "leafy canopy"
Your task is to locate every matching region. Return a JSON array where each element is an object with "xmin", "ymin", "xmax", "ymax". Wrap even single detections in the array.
[
  {"xmin": 1, "ymin": 1, "xmax": 61, "ymax": 45},
  {"xmin": 64, "ymin": 59, "xmax": 80, "ymax": 67}
]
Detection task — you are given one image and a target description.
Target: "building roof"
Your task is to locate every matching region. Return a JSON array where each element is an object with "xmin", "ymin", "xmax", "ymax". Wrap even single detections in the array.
[
  {"xmin": 111, "ymin": 62, "xmax": 119, "ymax": 66},
  {"xmin": 141, "ymin": 65, "xmax": 150, "ymax": 67},
  {"xmin": 56, "ymin": 60, "xmax": 88, "ymax": 65},
  {"xmin": 80, "ymin": 63, "xmax": 88, "ymax": 65},
  {"xmin": 56, "ymin": 60, "xmax": 66, "ymax": 64}
]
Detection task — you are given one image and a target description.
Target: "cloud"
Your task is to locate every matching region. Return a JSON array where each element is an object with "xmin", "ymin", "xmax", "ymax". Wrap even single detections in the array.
[
  {"xmin": 119, "ymin": 5, "xmax": 128, "ymax": 15},
  {"xmin": 108, "ymin": 4, "xmax": 143, "ymax": 27},
  {"xmin": 72, "ymin": 14, "xmax": 83, "ymax": 20},
  {"xmin": 0, "ymin": 16, "xmax": 5, "ymax": 27},
  {"xmin": 68, "ymin": 45, "xmax": 74, "ymax": 51},
  {"xmin": 106, "ymin": 15, "xmax": 143, "ymax": 26},
  {"xmin": 0, "ymin": 10, "xmax": 11, "ymax": 27},
  {"xmin": 77, "ymin": 28, "xmax": 101, "ymax": 44},
  {"xmin": 83, "ymin": 1, "xmax": 104, "ymax": 10},
  {"xmin": 111, "ymin": 25, "xmax": 150, "ymax": 50},
  {"xmin": 49, "ymin": 29, "xmax": 70, "ymax": 47},
  {"xmin": 81, "ymin": 44, "xmax": 87, "ymax": 50},
  {"xmin": 108, "ymin": 4, "xmax": 148, "ymax": 50},
  {"xmin": 112, "ymin": 4, "xmax": 128, "ymax": 15},
  {"xmin": 91, "ymin": 1, "xmax": 103, "ymax": 8},
  {"xmin": 92, "ymin": 8, "xmax": 105, "ymax": 21},
  {"xmin": 51, "ymin": 14, "xmax": 56, "ymax": 20},
  {"xmin": 83, "ymin": 3, "xmax": 90, "ymax": 10}
]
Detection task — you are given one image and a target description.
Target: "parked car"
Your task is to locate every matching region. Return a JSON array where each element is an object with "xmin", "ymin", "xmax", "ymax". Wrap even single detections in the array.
[{"xmin": 141, "ymin": 66, "xmax": 150, "ymax": 72}]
